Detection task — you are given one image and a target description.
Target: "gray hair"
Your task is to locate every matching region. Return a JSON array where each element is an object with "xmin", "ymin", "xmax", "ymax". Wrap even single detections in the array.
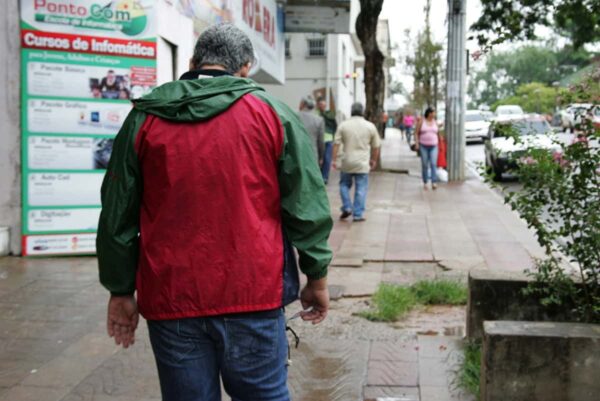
[
  {"xmin": 351, "ymin": 102, "xmax": 364, "ymax": 116},
  {"xmin": 191, "ymin": 23, "xmax": 254, "ymax": 74},
  {"xmin": 301, "ymin": 96, "xmax": 315, "ymax": 110}
]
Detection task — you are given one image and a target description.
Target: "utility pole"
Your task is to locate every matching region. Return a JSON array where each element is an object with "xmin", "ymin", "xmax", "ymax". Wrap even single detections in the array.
[{"xmin": 445, "ymin": 0, "xmax": 467, "ymax": 181}]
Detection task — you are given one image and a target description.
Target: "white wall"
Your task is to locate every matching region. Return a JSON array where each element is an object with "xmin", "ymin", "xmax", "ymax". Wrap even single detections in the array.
[
  {"xmin": 156, "ymin": 0, "xmax": 194, "ymax": 85},
  {"xmin": 263, "ymin": 32, "xmax": 364, "ymax": 122},
  {"xmin": 0, "ymin": 0, "xmax": 22, "ymax": 254}
]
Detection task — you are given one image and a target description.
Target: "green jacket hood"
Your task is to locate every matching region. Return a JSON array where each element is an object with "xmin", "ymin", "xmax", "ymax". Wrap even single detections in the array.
[{"xmin": 133, "ymin": 76, "xmax": 264, "ymax": 122}]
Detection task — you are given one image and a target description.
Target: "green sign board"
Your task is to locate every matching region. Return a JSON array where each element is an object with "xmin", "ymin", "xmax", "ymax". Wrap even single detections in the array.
[{"xmin": 20, "ymin": 0, "xmax": 157, "ymax": 255}]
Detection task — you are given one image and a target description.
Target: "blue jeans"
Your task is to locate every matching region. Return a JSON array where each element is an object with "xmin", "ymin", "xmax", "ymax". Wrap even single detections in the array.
[
  {"xmin": 147, "ymin": 309, "xmax": 289, "ymax": 401},
  {"xmin": 405, "ymin": 126, "xmax": 413, "ymax": 145},
  {"xmin": 321, "ymin": 141, "xmax": 333, "ymax": 183},
  {"xmin": 340, "ymin": 172, "xmax": 369, "ymax": 218},
  {"xmin": 419, "ymin": 144, "xmax": 439, "ymax": 184}
]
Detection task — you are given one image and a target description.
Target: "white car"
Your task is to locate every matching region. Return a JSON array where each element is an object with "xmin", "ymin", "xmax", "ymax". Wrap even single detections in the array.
[
  {"xmin": 560, "ymin": 103, "xmax": 594, "ymax": 132},
  {"xmin": 495, "ymin": 105, "xmax": 525, "ymax": 121},
  {"xmin": 464, "ymin": 110, "xmax": 490, "ymax": 142},
  {"xmin": 484, "ymin": 116, "xmax": 560, "ymax": 181}
]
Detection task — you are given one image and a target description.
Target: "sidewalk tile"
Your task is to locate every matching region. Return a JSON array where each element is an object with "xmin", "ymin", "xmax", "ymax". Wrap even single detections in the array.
[
  {"xmin": 417, "ymin": 336, "xmax": 463, "ymax": 360},
  {"xmin": 327, "ymin": 268, "xmax": 381, "ymax": 297},
  {"xmin": 0, "ymin": 359, "xmax": 40, "ymax": 387},
  {"xmin": 420, "ymin": 386, "xmax": 475, "ymax": 401},
  {"xmin": 367, "ymin": 360, "xmax": 418, "ymax": 386},
  {"xmin": 363, "ymin": 385, "xmax": 419, "ymax": 400},
  {"xmin": 21, "ymin": 333, "xmax": 118, "ymax": 388},
  {"xmin": 370, "ymin": 340, "xmax": 418, "ymax": 362},
  {"xmin": 0, "ymin": 385, "xmax": 69, "ymax": 401}
]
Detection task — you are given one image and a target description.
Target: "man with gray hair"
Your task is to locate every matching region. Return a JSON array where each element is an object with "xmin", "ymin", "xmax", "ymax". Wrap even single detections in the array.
[
  {"xmin": 97, "ymin": 23, "xmax": 332, "ymax": 401},
  {"xmin": 332, "ymin": 102, "xmax": 381, "ymax": 222},
  {"xmin": 298, "ymin": 96, "xmax": 325, "ymax": 165}
]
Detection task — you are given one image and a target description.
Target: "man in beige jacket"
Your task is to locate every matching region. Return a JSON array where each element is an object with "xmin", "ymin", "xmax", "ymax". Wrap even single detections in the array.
[{"xmin": 332, "ymin": 103, "xmax": 381, "ymax": 222}]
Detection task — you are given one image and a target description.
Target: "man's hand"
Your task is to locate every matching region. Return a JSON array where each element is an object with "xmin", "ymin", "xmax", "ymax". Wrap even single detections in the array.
[
  {"xmin": 370, "ymin": 159, "xmax": 377, "ymax": 170},
  {"xmin": 300, "ymin": 277, "xmax": 329, "ymax": 324},
  {"xmin": 332, "ymin": 159, "xmax": 337, "ymax": 170},
  {"xmin": 107, "ymin": 295, "xmax": 139, "ymax": 348}
]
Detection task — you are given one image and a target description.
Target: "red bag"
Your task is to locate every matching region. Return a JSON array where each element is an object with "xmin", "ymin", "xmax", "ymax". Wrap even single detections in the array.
[{"xmin": 437, "ymin": 136, "xmax": 447, "ymax": 168}]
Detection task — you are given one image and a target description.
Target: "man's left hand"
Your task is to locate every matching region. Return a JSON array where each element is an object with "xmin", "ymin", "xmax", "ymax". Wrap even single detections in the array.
[
  {"xmin": 107, "ymin": 295, "xmax": 139, "ymax": 348},
  {"xmin": 370, "ymin": 159, "xmax": 377, "ymax": 170}
]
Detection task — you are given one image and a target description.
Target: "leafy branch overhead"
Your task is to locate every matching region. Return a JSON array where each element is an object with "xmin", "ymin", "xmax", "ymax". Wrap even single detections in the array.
[{"xmin": 471, "ymin": 0, "xmax": 600, "ymax": 49}]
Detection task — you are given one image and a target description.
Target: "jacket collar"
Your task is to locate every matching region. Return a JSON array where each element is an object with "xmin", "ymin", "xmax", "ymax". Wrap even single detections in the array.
[{"xmin": 179, "ymin": 69, "xmax": 233, "ymax": 80}]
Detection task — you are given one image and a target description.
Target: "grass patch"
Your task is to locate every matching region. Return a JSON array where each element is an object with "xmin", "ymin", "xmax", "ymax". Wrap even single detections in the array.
[
  {"xmin": 412, "ymin": 280, "xmax": 468, "ymax": 305},
  {"xmin": 457, "ymin": 340, "xmax": 481, "ymax": 400},
  {"xmin": 357, "ymin": 283, "xmax": 416, "ymax": 321},
  {"xmin": 356, "ymin": 280, "xmax": 468, "ymax": 322}
]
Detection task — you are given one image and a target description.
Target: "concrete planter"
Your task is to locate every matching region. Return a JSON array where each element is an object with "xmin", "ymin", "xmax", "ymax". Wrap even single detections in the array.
[
  {"xmin": 468, "ymin": 271, "xmax": 600, "ymax": 401},
  {"xmin": 481, "ymin": 321, "xmax": 600, "ymax": 401},
  {"xmin": 467, "ymin": 270, "xmax": 578, "ymax": 340},
  {"xmin": 0, "ymin": 226, "xmax": 9, "ymax": 256}
]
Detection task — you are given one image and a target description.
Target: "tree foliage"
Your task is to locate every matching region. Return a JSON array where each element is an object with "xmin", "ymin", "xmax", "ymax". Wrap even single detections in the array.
[
  {"xmin": 468, "ymin": 45, "xmax": 593, "ymax": 108},
  {"xmin": 405, "ymin": 0, "xmax": 443, "ymax": 110},
  {"xmin": 471, "ymin": 0, "xmax": 600, "ymax": 49},
  {"xmin": 493, "ymin": 82, "xmax": 559, "ymax": 114}
]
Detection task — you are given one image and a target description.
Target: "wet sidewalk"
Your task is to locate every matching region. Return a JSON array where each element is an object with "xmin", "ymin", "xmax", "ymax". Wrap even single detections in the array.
[
  {"xmin": 327, "ymin": 128, "xmax": 544, "ymax": 274},
  {"xmin": 0, "ymin": 128, "xmax": 542, "ymax": 400}
]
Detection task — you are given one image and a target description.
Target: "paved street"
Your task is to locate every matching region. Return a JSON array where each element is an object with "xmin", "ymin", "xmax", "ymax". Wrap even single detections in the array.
[{"xmin": 0, "ymin": 128, "xmax": 546, "ymax": 401}]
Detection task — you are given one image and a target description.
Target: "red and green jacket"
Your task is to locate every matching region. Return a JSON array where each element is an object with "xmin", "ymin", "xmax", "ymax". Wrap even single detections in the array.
[{"xmin": 97, "ymin": 73, "xmax": 333, "ymax": 320}]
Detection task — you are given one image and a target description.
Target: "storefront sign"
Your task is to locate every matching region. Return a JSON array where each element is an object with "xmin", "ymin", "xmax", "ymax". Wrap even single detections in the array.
[
  {"xmin": 20, "ymin": 0, "xmax": 157, "ymax": 255},
  {"xmin": 176, "ymin": 0, "xmax": 284, "ymax": 83}
]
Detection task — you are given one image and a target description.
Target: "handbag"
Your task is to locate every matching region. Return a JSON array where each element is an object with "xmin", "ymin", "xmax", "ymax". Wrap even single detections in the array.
[{"xmin": 437, "ymin": 135, "xmax": 447, "ymax": 168}]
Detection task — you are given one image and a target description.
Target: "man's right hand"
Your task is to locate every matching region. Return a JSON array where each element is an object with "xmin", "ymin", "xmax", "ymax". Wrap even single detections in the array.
[
  {"xmin": 300, "ymin": 277, "xmax": 329, "ymax": 324},
  {"xmin": 107, "ymin": 295, "xmax": 139, "ymax": 348}
]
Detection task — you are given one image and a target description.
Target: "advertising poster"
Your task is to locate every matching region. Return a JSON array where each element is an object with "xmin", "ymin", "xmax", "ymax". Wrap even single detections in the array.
[
  {"xmin": 176, "ymin": 0, "xmax": 284, "ymax": 83},
  {"xmin": 20, "ymin": 0, "xmax": 157, "ymax": 255}
]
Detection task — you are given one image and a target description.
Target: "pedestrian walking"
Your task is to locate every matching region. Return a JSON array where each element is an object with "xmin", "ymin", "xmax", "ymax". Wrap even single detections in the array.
[
  {"xmin": 97, "ymin": 23, "xmax": 333, "ymax": 401},
  {"xmin": 298, "ymin": 96, "xmax": 325, "ymax": 165},
  {"xmin": 403, "ymin": 111, "xmax": 416, "ymax": 146},
  {"xmin": 332, "ymin": 103, "xmax": 381, "ymax": 222},
  {"xmin": 317, "ymin": 96, "xmax": 338, "ymax": 184},
  {"xmin": 415, "ymin": 107, "xmax": 440, "ymax": 190}
]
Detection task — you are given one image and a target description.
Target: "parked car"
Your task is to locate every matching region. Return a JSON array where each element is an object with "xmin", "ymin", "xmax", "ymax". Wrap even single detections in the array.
[
  {"xmin": 484, "ymin": 115, "xmax": 559, "ymax": 181},
  {"xmin": 464, "ymin": 110, "xmax": 491, "ymax": 142},
  {"xmin": 495, "ymin": 105, "xmax": 525, "ymax": 120},
  {"xmin": 560, "ymin": 103, "xmax": 593, "ymax": 132}
]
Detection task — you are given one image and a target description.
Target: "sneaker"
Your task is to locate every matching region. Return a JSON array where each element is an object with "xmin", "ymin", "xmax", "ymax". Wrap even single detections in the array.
[
  {"xmin": 432, "ymin": 183, "xmax": 438, "ymax": 190},
  {"xmin": 353, "ymin": 217, "xmax": 367, "ymax": 222},
  {"xmin": 423, "ymin": 183, "xmax": 429, "ymax": 190},
  {"xmin": 340, "ymin": 210, "xmax": 352, "ymax": 220}
]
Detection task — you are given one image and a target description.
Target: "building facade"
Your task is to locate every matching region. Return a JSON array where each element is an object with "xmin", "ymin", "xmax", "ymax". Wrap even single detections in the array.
[{"xmin": 263, "ymin": 32, "xmax": 364, "ymax": 119}]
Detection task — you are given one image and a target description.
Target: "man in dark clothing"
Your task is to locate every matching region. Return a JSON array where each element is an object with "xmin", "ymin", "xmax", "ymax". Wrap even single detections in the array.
[
  {"xmin": 97, "ymin": 23, "xmax": 332, "ymax": 401},
  {"xmin": 317, "ymin": 96, "xmax": 337, "ymax": 184},
  {"xmin": 298, "ymin": 95, "xmax": 325, "ymax": 164}
]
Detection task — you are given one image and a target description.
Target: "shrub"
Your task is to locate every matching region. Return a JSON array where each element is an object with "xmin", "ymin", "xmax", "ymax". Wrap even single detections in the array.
[{"xmin": 486, "ymin": 68, "xmax": 600, "ymax": 323}]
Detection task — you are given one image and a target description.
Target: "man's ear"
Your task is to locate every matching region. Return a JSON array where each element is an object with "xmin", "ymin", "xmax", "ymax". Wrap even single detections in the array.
[{"xmin": 238, "ymin": 62, "xmax": 252, "ymax": 78}]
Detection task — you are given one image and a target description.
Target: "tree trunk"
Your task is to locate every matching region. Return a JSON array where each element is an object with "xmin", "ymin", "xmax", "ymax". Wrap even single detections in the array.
[{"xmin": 356, "ymin": 0, "xmax": 385, "ymax": 137}]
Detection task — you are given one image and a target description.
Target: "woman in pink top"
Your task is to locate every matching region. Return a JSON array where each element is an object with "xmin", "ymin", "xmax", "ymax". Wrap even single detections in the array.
[
  {"xmin": 415, "ymin": 107, "xmax": 439, "ymax": 190},
  {"xmin": 402, "ymin": 113, "xmax": 415, "ymax": 144}
]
